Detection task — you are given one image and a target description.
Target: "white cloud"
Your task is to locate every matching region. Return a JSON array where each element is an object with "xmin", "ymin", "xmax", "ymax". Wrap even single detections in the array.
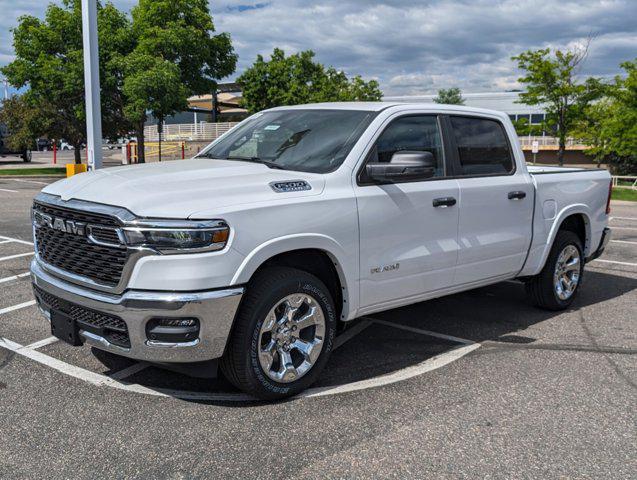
[{"xmin": 1, "ymin": 0, "xmax": 635, "ymax": 96}]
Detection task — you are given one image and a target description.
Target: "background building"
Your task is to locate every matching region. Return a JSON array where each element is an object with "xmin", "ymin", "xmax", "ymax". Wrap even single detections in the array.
[
  {"xmin": 383, "ymin": 91, "xmax": 597, "ymax": 166},
  {"xmin": 384, "ymin": 91, "xmax": 547, "ymax": 125}
]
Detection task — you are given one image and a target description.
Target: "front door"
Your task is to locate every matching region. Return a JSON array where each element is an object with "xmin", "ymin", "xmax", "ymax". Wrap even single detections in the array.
[{"xmin": 355, "ymin": 114, "xmax": 460, "ymax": 311}]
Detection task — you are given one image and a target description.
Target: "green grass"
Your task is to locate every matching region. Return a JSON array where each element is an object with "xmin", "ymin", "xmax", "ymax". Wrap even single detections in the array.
[
  {"xmin": 612, "ymin": 188, "xmax": 637, "ymax": 202},
  {"xmin": 0, "ymin": 167, "xmax": 66, "ymax": 176}
]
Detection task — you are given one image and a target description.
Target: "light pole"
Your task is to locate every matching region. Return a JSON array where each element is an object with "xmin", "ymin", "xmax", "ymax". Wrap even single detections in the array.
[
  {"xmin": 2, "ymin": 78, "xmax": 8, "ymax": 100},
  {"xmin": 81, "ymin": 0, "xmax": 102, "ymax": 170}
]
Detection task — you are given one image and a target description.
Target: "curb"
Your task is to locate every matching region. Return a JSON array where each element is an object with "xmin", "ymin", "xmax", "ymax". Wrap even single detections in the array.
[{"xmin": 0, "ymin": 175, "xmax": 64, "ymax": 181}]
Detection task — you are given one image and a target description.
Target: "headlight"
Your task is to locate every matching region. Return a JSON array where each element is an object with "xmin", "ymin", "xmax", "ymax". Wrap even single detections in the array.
[{"xmin": 122, "ymin": 220, "xmax": 230, "ymax": 253}]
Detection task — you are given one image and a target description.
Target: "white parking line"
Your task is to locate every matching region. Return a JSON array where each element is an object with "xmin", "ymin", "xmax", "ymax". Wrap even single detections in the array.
[
  {"xmin": 0, "ymin": 235, "xmax": 33, "ymax": 246},
  {"xmin": 593, "ymin": 258, "xmax": 637, "ymax": 267},
  {"xmin": 8, "ymin": 178, "xmax": 49, "ymax": 186},
  {"xmin": 0, "ymin": 336, "xmax": 254, "ymax": 401},
  {"xmin": 25, "ymin": 336, "xmax": 59, "ymax": 350},
  {"xmin": 109, "ymin": 362, "xmax": 150, "ymax": 381},
  {"xmin": 0, "ymin": 240, "xmax": 13, "ymax": 244},
  {"xmin": 0, "ymin": 252, "xmax": 34, "ymax": 262},
  {"xmin": 0, "ymin": 272, "xmax": 30, "ymax": 284},
  {"xmin": 611, "ymin": 239, "xmax": 637, "ymax": 246},
  {"xmin": 610, "ymin": 216, "xmax": 637, "ymax": 221},
  {"xmin": 0, "ymin": 300, "xmax": 36, "ymax": 315},
  {"xmin": 611, "ymin": 226, "xmax": 637, "ymax": 231},
  {"xmin": 0, "ymin": 188, "xmax": 19, "ymax": 193},
  {"xmin": 304, "ymin": 343, "xmax": 481, "ymax": 398},
  {"xmin": 334, "ymin": 319, "xmax": 372, "ymax": 350},
  {"xmin": 369, "ymin": 318, "xmax": 475, "ymax": 345},
  {"xmin": 0, "ymin": 320, "xmax": 481, "ymax": 402}
]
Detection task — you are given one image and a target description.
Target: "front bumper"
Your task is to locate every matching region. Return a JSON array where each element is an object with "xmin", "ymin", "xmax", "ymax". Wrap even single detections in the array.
[{"xmin": 30, "ymin": 259, "xmax": 244, "ymax": 363}]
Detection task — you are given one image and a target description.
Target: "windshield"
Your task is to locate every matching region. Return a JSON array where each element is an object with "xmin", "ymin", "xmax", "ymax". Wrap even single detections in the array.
[{"xmin": 199, "ymin": 109, "xmax": 375, "ymax": 173}]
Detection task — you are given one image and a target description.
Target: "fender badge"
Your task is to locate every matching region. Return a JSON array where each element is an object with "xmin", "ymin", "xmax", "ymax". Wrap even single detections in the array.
[
  {"xmin": 371, "ymin": 263, "xmax": 400, "ymax": 274},
  {"xmin": 269, "ymin": 180, "xmax": 312, "ymax": 193}
]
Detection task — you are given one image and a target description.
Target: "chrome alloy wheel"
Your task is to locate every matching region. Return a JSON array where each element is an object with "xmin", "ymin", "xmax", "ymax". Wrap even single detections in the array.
[
  {"xmin": 257, "ymin": 293, "xmax": 326, "ymax": 383},
  {"xmin": 553, "ymin": 245, "xmax": 581, "ymax": 301}
]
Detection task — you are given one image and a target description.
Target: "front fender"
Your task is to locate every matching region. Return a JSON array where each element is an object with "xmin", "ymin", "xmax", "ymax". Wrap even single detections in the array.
[{"xmin": 230, "ymin": 233, "xmax": 358, "ymax": 320}]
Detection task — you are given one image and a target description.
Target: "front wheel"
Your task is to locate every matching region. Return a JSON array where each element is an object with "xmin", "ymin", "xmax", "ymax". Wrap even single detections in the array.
[
  {"xmin": 221, "ymin": 267, "xmax": 337, "ymax": 400},
  {"xmin": 526, "ymin": 230, "xmax": 584, "ymax": 310}
]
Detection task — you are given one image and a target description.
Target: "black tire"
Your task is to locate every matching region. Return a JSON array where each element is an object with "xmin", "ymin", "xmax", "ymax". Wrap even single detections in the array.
[
  {"xmin": 526, "ymin": 230, "xmax": 584, "ymax": 310},
  {"xmin": 221, "ymin": 267, "xmax": 337, "ymax": 400}
]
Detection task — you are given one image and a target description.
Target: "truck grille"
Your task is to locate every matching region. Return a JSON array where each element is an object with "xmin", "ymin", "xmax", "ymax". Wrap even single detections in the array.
[
  {"xmin": 33, "ymin": 201, "xmax": 129, "ymax": 287},
  {"xmin": 33, "ymin": 285, "xmax": 130, "ymax": 348},
  {"xmin": 34, "ymin": 201, "xmax": 119, "ymax": 226}
]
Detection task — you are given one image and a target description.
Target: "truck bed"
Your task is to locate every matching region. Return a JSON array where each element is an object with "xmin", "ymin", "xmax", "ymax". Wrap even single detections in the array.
[{"xmin": 519, "ymin": 165, "xmax": 611, "ymax": 276}]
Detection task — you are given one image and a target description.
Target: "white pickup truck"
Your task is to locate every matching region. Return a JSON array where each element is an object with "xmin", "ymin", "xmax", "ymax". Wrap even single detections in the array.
[{"xmin": 31, "ymin": 102, "xmax": 612, "ymax": 399}]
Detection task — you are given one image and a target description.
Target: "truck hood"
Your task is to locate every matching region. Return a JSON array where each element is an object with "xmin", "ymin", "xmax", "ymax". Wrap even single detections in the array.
[{"xmin": 42, "ymin": 158, "xmax": 326, "ymax": 218}]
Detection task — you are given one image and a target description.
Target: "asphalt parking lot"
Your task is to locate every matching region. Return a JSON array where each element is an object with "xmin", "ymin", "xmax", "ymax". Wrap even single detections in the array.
[{"xmin": 0, "ymin": 176, "xmax": 635, "ymax": 479}]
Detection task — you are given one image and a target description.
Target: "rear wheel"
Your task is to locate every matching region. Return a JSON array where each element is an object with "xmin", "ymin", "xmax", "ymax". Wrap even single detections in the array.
[
  {"xmin": 221, "ymin": 267, "xmax": 337, "ymax": 400},
  {"xmin": 526, "ymin": 230, "xmax": 584, "ymax": 310}
]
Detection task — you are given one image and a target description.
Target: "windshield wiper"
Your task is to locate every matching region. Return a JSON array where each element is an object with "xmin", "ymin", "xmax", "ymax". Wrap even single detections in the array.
[{"xmin": 222, "ymin": 156, "xmax": 286, "ymax": 170}]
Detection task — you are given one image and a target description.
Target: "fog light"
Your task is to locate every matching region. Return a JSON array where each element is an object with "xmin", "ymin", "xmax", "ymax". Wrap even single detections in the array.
[{"xmin": 146, "ymin": 317, "xmax": 200, "ymax": 344}]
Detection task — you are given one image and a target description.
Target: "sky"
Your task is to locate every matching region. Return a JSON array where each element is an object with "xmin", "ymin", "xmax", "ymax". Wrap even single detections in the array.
[{"xmin": 1, "ymin": 0, "xmax": 636, "ymax": 97}]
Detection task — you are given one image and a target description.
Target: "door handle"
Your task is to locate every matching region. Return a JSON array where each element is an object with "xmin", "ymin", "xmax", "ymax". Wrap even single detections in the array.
[
  {"xmin": 508, "ymin": 191, "xmax": 526, "ymax": 200},
  {"xmin": 432, "ymin": 197, "xmax": 457, "ymax": 208}
]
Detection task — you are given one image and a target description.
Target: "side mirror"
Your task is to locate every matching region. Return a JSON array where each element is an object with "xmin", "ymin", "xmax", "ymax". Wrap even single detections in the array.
[{"xmin": 366, "ymin": 150, "xmax": 436, "ymax": 183}]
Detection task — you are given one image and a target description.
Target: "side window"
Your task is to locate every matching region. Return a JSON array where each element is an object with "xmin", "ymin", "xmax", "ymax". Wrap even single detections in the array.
[
  {"xmin": 449, "ymin": 116, "xmax": 514, "ymax": 176},
  {"xmin": 369, "ymin": 115, "xmax": 444, "ymax": 178}
]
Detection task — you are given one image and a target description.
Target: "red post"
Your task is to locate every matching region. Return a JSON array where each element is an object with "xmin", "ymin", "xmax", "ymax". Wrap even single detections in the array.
[
  {"xmin": 53, "ymin": 140, "xmax": 57, "ymax": 165},
  {"xmin": 126, "ymin": 142, "xmax": 130, "ymax": 163},
  {"xmin": 181, "ymin": 142, "xmax": 185, "ymax": 159}
]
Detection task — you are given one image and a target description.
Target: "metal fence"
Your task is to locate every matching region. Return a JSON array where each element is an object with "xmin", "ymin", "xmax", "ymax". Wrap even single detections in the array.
[
  {"xmin": 518, "ymin": 136, "xmax": 587, "ymax": 150},
  {"xmin": 145, "ymin": 125, "xmax": 593, "ymax": 152},
  {"xmin": 144, "ymin": 122, "xmax": 239, "ymax": 142},
  {"xmin": 612, "ymin": 175, "xmax": 637, "ymax": 189}
]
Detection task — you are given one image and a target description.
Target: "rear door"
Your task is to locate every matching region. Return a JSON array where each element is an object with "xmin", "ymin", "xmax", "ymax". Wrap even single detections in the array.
[
  {"xmin": 444, "ymin": 115, "xmax": 534, "ymax": 285},
  {"xmin": 355, "ymin": 114, "xmax": 460, "ymax": 311}
]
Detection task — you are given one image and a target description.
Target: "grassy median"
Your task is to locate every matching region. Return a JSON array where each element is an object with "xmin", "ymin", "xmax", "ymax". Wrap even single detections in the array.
[
  {"xmin": 0, "ymin": 167, "xmax": 66, "ymax": 176},
  {"xmin": 612, "ymin": 188, "xmax": 637, "ymax": 202}
]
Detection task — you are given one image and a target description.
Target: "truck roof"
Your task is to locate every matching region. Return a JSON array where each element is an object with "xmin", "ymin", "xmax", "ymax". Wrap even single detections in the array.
[{"xmin": 266, "ymin": 101, "xmax": 509, "ymax": 118}]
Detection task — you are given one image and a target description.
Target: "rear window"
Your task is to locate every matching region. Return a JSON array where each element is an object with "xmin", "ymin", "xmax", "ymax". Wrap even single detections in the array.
[{"xmin": 449, "ymin": 116, "xmax": 514, "ymax": 176}]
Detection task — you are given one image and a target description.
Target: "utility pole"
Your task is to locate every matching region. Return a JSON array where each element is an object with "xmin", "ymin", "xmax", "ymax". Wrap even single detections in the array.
[
  {"xmin": 2, "ymin": 78, "xmax": 8, "ymax": 100},
  {"xmin": 81, "ymin": 0, "xmax": 102, "ymax": 170}
]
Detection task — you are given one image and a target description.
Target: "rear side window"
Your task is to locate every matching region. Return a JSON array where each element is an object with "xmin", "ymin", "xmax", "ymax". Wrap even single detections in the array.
[{"xmin": 449, "ymin": 116, "xmax": 514, "ymax": 176}]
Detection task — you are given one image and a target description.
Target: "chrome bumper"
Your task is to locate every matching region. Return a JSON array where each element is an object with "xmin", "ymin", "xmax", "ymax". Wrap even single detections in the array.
[{"xmin": 30, "ymin": 259, "xmax": 244, "ymax": 363}]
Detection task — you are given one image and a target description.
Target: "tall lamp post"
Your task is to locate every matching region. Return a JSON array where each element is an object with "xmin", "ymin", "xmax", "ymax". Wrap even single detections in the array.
[{"xmin": 81, "ymin": 0, "xmax": 102, "ymax": 170}]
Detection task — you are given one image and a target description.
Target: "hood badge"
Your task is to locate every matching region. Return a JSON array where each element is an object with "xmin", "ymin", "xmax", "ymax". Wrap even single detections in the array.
[{"xmin": 269, "ymin": 180, "xmax": 311, "ymax": 193}]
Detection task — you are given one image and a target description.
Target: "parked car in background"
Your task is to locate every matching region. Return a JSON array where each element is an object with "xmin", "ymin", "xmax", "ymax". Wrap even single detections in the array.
[
  {"xmin": 0, "ymin": 122, "xmax": 32, "ymax": 162},
  {"xmin": 103, "ymin": 138, "xmax": 126, "ymax": 150},
  {"xmin": 30, "ymin": 103, "xmax": 612, "ymax": 400},
  {"xmin": 36, "ymin": 138, "xmax": 52, "ymax": 151}
]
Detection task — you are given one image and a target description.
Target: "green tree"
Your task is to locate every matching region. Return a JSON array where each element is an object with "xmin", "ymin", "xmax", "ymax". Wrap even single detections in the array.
[
  {"xmin": 1, "ymin": 0, "xmax": 133, "ymax": 163},
  {"xmin": 125, "ymin": 0, "xmax": 236, "ymax": 162},
  {"xmin": 238, "ymin": 48, "xmax": 382, "ymax": 113},
  {"xmin": 572, "ymin": 99, "xmax": 614, "ymax": 168},
  {"xmin": 433, "ymin": 87, "xmax": 465, "ymax": 105},
  {"xmin": 512, "ymin": 46, "xmax": 603, "ymax": 166},
  {"xmin": 511, "ymin": 117, "xmax": 545, "ymax": 136},
  {"xmin": 570, "ymin": 59, "xmax": 637, "ymax": 174},
  {"xmin": 602, "ymin": 59, "xmax": 637, "ymax": 173},
  {"xmin": 0, "ymin": 94, "xmax": 53, "ymax": 152}
]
